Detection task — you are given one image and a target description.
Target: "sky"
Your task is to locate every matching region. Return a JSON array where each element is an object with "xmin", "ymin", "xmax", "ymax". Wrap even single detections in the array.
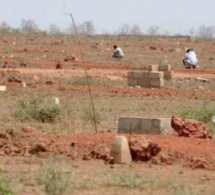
[{"xmin": 0, "ymin": 0, "xmax": 215, "ymax": 35}]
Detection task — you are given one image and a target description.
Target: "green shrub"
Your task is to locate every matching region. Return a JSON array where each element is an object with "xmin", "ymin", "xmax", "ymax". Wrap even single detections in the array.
[
  {"xmin": 37, "ymin": 156, "xmax": 74, "ymax": 195},
  {"xmin": 37, "ymin": 107, "xmax": 60, "ymax": 123},
  {"xmin": 15, "ymin": 99, "xmax": 60, "ymax": 123},
  {"xmin": 38, "ymin": 168, "xmax": 70, "ymax": 195},
  {"xmin": 0, "ymin": 172, "xmax": 14, "ymax": 195}
]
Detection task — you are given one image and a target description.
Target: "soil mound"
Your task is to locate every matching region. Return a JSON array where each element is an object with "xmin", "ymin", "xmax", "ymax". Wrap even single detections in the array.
[
  {"xmin": 129, "ymin": 136, "xmax": 161, "ymax": 161},
  {"xmin": 171, "ymin": 116, "xmax": 212, "ymax": 139}
]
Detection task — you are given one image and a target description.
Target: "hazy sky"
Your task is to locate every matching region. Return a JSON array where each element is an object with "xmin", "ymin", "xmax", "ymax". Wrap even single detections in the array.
[{"xmin": 1, "ymin": 0, "xmax": 215, "ymax": 35}]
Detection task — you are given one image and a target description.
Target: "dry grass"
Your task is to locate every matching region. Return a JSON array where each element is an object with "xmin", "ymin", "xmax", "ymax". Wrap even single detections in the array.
[{"xmin": 0, "ymin": 34, "xmax": 215, "ymax": 195}]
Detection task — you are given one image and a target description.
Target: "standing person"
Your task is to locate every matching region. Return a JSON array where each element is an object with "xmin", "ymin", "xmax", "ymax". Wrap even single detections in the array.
[
  {"xmin": 183, "ymin": 48, "xmax": 198, "ymax": 69},
  {"xmin": 112, "ymin": 45, "xmax": 124, "ymax": 59}
]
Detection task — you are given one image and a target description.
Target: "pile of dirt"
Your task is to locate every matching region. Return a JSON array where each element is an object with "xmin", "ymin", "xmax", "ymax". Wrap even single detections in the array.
[
  {"xmin": 0, "ymin": 128, "xmax": 214, "ymax": 169},
  {"xmin": 129, "ymin": 136, "xmax": 161, "ymax": 161},
  {"xmin": 171, "ymin": 116, "xmax": 212, "ymax": 139}
]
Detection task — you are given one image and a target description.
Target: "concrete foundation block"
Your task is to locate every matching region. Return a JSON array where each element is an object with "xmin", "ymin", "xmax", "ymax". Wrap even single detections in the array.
[
  {"xmin": 152, "ymin": 118, "xmax": 173, "ymax": 134},
  {"xmin": 149, "ymin": 71, "xmax": 164, "ymax": 79},
  {"xmin": 128, "ymin": 77, "xmax": 138, "ymax": 86},
  {"xmin": 137, "ymin": 78, "xmax": 150, "ymax": 87},
  {"xmin": 118, "ymin": 117, "xmax": 143, "ymax": 133},
  {"xmin": 110, "ymin": 136, "xmax": 132, "ymax": 164},
  {"xmin": 128, "ymin": 71, "xmax": 142, "ymax": 78},
  {"xmin": 159, "ymin": 64, "xmax": 172, "ymax": 71},
  {"xmin": 118, "ymin": 117, "xmax": 173, "ymax": 135},
  {"xmin": 164, "ymin": 71, "xmax": 174, "ymax": 80},
  {"xmin": 148, "ymin": 65, "xmax": 159, "ymax": 71},
  {"xmin": 150, "ymin": 79, "xmax": 164, "ymax": 88},
  {"xmin": 142, "ymin": 71, "xmax": 150, "ymax": 78}
]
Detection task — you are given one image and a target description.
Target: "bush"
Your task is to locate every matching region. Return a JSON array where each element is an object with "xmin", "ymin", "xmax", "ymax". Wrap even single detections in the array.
[
  {"xmin": 15, "ymin": 99, "xmax": 60, "ymax": 123},
  {"xmin": 38, "ymin": 168, "xmax": 69, "ymax": 195},
  {"xmin": 0, "ymin": 172, "xmax": 14, "ymax": 195}
]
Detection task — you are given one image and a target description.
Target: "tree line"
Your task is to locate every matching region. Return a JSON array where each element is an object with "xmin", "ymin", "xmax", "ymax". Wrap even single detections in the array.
[{"xmin": 1, "ymin": 19, "xmax": 215, "ymax": 39}]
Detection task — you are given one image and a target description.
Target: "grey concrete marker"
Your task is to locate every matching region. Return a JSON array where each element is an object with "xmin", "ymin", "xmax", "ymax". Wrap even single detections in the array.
[{"xmin": 110, "ymin": 136, "xmax": 132, "ymax": 164}]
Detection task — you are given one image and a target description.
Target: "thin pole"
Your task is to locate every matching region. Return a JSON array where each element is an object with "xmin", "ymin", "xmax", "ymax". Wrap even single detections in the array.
[{"xmin": 64, "ymin": 8, "xmax": 97, "ymax": 133}]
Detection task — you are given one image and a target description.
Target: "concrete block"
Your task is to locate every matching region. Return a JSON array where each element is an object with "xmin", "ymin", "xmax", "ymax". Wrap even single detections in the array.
[
  {"xmin": 128, "ymin": 71, "xmax": 143, "ymax": 78},
  {"xmin": 140, "ymin": 118, "xmax": 153, "ymax": 134},
  {"xmin": 118, "ymin": 117, "xmax": 173, "ymax": 135},
  {"xmin": 150, "ymin": 79, "xmax": 164, "ymax": 88},
  {"xmin": 164, "ymin": 71, "xmax": 174, "ymax": 80},
  {"xmin": 142, "ymin": 71, "xmax": 150, "ymax": 78},
  {"xmin": 128, "ymin": 77, "xmax": 138, "ymax": 86},
  {"xmin": 159, "ymin": 64, "xmax": 171, "ymax": 71},
  {"xmin": 137, "ymin": 78, "xmax": 150, "ymax": 87},
  {"xmin": 152, "ymin": 118, "xmax": 173, "ymax": 134},
  {"xmin": 148, "ymin": 65, "xmax": 159, "ymax": 71},
  {"xmin": 0, "ymin": 86, "xmax": 6, "ymax": 91},
  {"xmin": 110, "ymin": 136, "xmax": 132, "ymax": 164},
  {"xmin": 118, "ymin": 117, "xmax": 142, "ymax": 133},
  {"xmin": 127, "ymin": 71, "xmax": 133, "ymax": 78},
  {"xmin": 149, "ymin": 71, "xmax": 164, "ymax": 79}
]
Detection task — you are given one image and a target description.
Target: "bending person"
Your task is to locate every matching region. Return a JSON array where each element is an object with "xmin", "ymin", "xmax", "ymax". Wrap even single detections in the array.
[{"xmin": 183, "ymin": 48, "xmax": 198, "ymax": 69}]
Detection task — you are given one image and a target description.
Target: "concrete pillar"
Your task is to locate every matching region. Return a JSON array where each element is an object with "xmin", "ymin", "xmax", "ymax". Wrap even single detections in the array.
[{"xmin": 110, "ymin": 136, "xmax": 132, "ymax": 164}]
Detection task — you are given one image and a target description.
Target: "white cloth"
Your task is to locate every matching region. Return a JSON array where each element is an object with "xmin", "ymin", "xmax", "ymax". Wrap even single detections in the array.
[
  {"xmin": 114, "ymin": 47, "xmax": 124, "ymax": 57},
  {"xmin": 184, "ymin": 51, "xmax": 198, "ymax": 66}
]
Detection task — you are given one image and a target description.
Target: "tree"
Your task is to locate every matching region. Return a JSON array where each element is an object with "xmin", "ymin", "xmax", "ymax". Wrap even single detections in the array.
[
  {"xmin": 49, "ymin": 24, "xmax": 61, "ymax": 35},
  {"xmin": 0, "ymin": 22, "xmax": 11, "ymax": 34},
  {"xmin": 197, "ymin": 25, "xmax": 215, "ymax": 40},
  {"xmin": 188, "ymin": 28, "xmax": 195, "ymax": 37},
  {"xmin": 130, "ymin": 24, "xmax": 142, "ymax": 35},
  {"xmin": 20, "ymin": 19, "xmax": 38, "ymax": 34},
  {"xmin": 66, "ymin": 21, "xmax": 95, "ymax": 35},
  {"xmin": 117, "ymin": 24, "xmax": 130, "ymax": 35},
  {"xmin": 147, "ymin": 25, "xmax": 160, "ymax": 35},
  {"xmin": 79, "ymin": 21, "xmax": 95, "ymax": 35}
]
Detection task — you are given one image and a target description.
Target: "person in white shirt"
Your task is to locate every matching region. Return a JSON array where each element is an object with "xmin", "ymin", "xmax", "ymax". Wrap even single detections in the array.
[
  {"xmin": 183, "ymin": 48, "xmax": 198, "ymax": 69},
  {"xmin": 112, "ymin": 45, "xmax": 124, "ymax": 58}
]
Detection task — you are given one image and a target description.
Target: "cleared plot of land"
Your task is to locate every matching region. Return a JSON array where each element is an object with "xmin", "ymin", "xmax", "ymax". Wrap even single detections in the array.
[{"xmin": 0, "ymin": 34, "xmax": 215, "ymax": 194}]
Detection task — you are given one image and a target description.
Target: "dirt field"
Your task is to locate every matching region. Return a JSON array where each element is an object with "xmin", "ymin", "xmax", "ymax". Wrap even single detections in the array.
[{"xmin": 0, "ymin": 34, "xmax": 215, "ymax": 195}]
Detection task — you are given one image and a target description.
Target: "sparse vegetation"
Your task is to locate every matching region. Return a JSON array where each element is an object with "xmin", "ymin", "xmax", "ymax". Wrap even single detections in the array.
[
  {"xmin": 0, "ymin": 172, "xmax": 14, "ymax": 195},
  {"xmin": 72, "ymin": 77, "xmax": 114, "ymax": 87},
  {"xmin": 0, "ymin": 31, "xmax": 215, "ymax": 195},
  {"xmin": 38, "ymin": 168, "xmax": 71, "ymax": 195},
  {"xmin": 15, "ymin": 99, "xmax": 60, "ymax": 123},
  {"xmin": 37, "ymin": 156, "xmax": 74, "ymax": 195}
]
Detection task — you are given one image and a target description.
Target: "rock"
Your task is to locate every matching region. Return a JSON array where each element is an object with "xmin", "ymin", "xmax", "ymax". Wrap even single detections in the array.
[
  {"xmin": 105, "ymin": 156, "xmax": 115, "ymax": 164},
  {"xmin": 190, "ymin": 157, "xmax": 214, "ymax": 170},
  {"xmin": 28, "ymin": 143, "xmax": 49, "ymax": 154},
  {"xmin": 64, "ymin": 55, "xmax": 75, "ymax": 61},
  {"xmin": 171, "ymin": 116, "xmax": 212, "ymax": 139},
  {"xmin": 168, "ymin": 48, "xmax": 182, "ymax": 52},
  {"xmin": 56, "ymin": 63, "xmax": 62, "ymax": 69},
  {"xmin": 129, "ymin": 137, "xmax": 161, "ymax": 161},
  {"xmin": 149, "ymin": 46, "xmax": 157, "ymax": 50},
  {"xmin": 8, "ymin": 76, "xmax": 22, "ymax": 83},
  {"xmin": 195, "ymin": 77, "xmax": 209, "ymax": 82},
  {"xmin": 45, "ymin": 80, "xmax": 54, "ymax": 85},
  {"xmin": 160, "ymin": 153, "xmax": 174, "ymax": 165},
  {"xmin": 21, "ymin": 126, "xmax": 35, "ymax": 133},
  {"xmin": 198, "ymin": 86, "xmax": 204, "ymax": 90},
  {"xmin": 82, "ymin": 154, "xmax": 91, "ymax": 160}
]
